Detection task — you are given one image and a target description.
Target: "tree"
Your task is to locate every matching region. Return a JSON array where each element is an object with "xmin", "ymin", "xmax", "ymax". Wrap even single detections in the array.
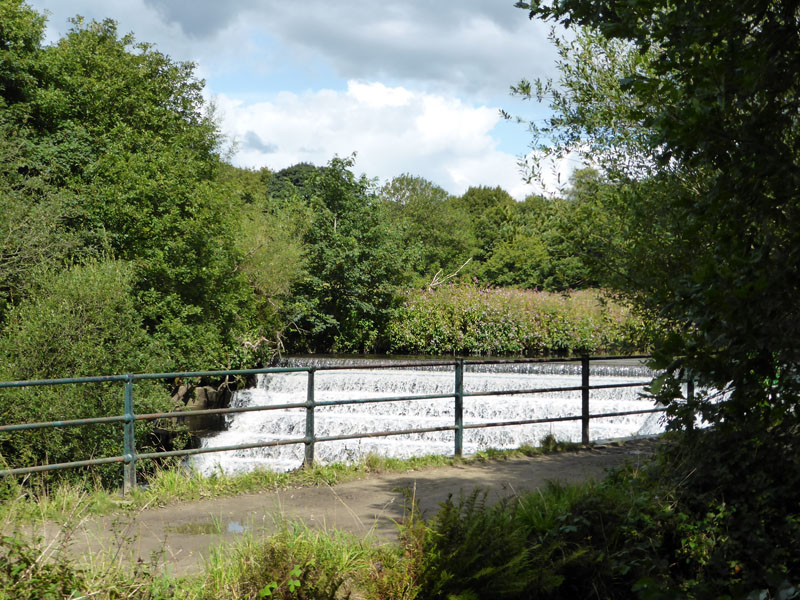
[
  {"xmin": 515, "ymin": 1, "xmax": 800, "ymax": 428},
  {"xmin": 287, "ymin": 157, "xmax": 407, "ymax": 353},
  {"xmin": 0, "ymin": 7, "xmax": 257, "ymax": 369},
  {"xmin": 381, "ymin": 174, "xmax": 476, "ymax": 282},
  {"xmin": 454, "ymin": 186, "xmax": 516, "ymax": 267},
  {"xmin": 0, "ymin": 261, "xmax": 172, "ymax": 484},
  {"xmin": 479, "ymin": 192, "xmax": 590, "ymax": 291},
  {"xmin": 225, "ymin": 164, "xmax": 311, "ymax": 356},
  {"xmin": 0, "ymin": 0, "xmax": 44, "ymax": 110}
]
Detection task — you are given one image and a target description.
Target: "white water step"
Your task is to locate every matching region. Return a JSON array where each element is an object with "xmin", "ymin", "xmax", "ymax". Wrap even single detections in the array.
[{"xmin": 189, "ymin": 368, "xmax": 660, "ymax": 475}]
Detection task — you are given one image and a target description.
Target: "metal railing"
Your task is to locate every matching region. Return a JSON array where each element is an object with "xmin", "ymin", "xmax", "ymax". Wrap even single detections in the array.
[{"xmin": 0, "ymin": 355, "xmax": 663, "ymax": 494}]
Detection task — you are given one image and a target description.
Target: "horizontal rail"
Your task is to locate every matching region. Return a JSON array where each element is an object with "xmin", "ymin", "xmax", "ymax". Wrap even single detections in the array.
[
  {"xmin": 0, "ymin": 414, "xmax": 127, "ymax": 433},
  {"xmin": 588, "ymin": 408, "xmax": 666, "ymax": 419},
  {"xmin": 0, "ymin": 354, "xmax": 668, "ymax": 488},
  {"xmin": 462, "ymin": 407, "xmax": 666, "ymax": 431},
  {"xmin": 134, "ymin": 402, "xmax": 310, "ymax": 422},
  {"xmin": 0, "ymin": 455, "xmax": 127, "ymax": 476},
  {"xmin": 135, "ymin": 437, "xmax": 307, "ymax": 461},
  {"xmin": 0, "ymin": 374, "xmax": 128, "ymax": 389},
  {"xmin": 315, "ymin": 424, "xmax": 458, "ymax": 443},
  {"xmin": 131, "ymin": 367, "xmax": 309, "ymax": 381},
  {"xmin": 0, "ymin": 355, "xmax": 650, "ymax": 390},
  {"xmin": 464, "ymin": 414, "xmax": 584, "ymax": 429},
  {"xmin": 0, "ymin": 383, "xmax": 651, "ymax": 433},
  {"xmin": 0, "ymin": 406, "xmax": 667, "ymax": 477},
  {"xmin": 305, "ymin": 360, "xmax": 457, "ymax": 371},
  {"xmin": 465, "ymin": 355, "xmax": 650, "ymax": 366},
  {"xmin": 315, "ymin": 392, "xmax": 454, "ymax": 407}
]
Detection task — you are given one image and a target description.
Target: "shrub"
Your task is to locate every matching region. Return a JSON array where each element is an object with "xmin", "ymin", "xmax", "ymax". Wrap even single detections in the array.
[
  {"xmin": 0, "ymin": 534, "xmax": 83, "ymax": 600},
  {"xmin": 387, "ymin": 285, "xmax": 650, "ymax": 357},
  {"xmin": 198, "ymin": 522, "xmax": 368, "ymax": 600},
  {"xmin": 0, "ymin": 260, "xmax": 175, "ymax": 488},
  {"xmin": 416, "ymin": 426, "xmax": 800, "ymax": 599}
]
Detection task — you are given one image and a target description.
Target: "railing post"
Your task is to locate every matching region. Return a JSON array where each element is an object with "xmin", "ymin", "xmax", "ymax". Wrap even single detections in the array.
[
  {"xmin": 304, "ymin": 368, "xmax": 316, "ymax": 468},
  {"xmin": 581, "ymin": 354, "xmax": 590, "ymax": 445},
  {"xmin": 454, "ymin": 358, "xmax": 464, "ymax": 457},
  {"xmin": 122, "ymin": 375, "xmax": 137, "ymax": 495}
]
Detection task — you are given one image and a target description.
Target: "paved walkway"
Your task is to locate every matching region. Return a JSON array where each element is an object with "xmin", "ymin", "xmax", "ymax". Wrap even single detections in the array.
[{"xmin": 32, "ymin": 440, "xmax": 656, "ymax": 576}]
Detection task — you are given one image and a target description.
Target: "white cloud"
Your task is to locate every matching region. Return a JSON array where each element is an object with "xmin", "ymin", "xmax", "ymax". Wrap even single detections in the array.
[
  {"xmin": 236, "ymin": 2, "xmax": 558, "ymax": 100},
  {"xmin": 27, "ymin": 1, "xmax": 566, "ymax": 198},
  {"xmin": 30, "ymin": 0, "xmax": 558, "ymax": 100},
  {"xmin": 217, "ymin": 81, "xmax": 571, "ymax": 199},
  {"xmin": 347, "ymin": 82, "xmax": 413, "ymax": 108}
]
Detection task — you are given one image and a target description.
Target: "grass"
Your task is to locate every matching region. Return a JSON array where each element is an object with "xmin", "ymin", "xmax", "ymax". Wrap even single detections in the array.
[
  {"xmin": 0, "ymin": 506, "xmax": 422, "ymax": 600},
  {"xmin": 0, "ymin": 435, "xmax": 585, "ymax": 527},
  {"xmin": 1, "ymin": 460, "xmax": 429, "ymax": 599},
  {"xmin": 192, "ymin": 520, "xmax": 376, "ymax": 599},
  {"xmin": 3, "ymin": 428, "xmax": 798, "ymax": 599},
  {"xmin": 0, "ymin": 433, "xmax": 595, "ymax": 599}
]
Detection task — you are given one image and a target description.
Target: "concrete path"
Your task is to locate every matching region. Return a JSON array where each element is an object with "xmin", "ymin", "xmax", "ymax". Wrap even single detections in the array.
[{"xmin": 31, "ymin": 440, "xmax": 656, "ymax": 577}]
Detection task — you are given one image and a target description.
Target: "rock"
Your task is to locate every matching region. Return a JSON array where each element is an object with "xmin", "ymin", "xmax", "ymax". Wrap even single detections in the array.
[{"xmin": 171, "ymin": 384, "xmax": 229, "ymax": 434}]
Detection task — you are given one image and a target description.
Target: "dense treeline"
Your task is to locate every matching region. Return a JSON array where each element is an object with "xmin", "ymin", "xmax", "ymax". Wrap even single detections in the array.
[
  {"xmin": 0, "ymin": 1, "xmax": 644, "ymax": 479},
  {"xmin": 0, "ymin": 0, "xmax": 637, "ymax": 381}
]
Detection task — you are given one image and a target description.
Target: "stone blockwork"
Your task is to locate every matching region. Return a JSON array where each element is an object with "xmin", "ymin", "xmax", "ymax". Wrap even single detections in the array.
[{"xmin": 170, "ymin": 384, "xmax": 232, "ymax": 434}]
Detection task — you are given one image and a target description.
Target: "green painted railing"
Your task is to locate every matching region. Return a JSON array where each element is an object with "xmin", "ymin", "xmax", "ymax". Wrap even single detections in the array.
[{"xmin": 0, "ymin": 355, "xmax": 662, "ymax": 494}]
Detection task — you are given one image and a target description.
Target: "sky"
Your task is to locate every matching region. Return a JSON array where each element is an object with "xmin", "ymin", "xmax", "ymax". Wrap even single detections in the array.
[{"xmin": 27, "ymin": 0, "xmax": 578, "ymax": 199}]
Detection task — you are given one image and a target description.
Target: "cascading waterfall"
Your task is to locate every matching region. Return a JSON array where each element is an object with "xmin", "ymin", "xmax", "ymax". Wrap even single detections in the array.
[{"xmin": 189, "ymin": 359, "xmax": 663, "ymax": 475}]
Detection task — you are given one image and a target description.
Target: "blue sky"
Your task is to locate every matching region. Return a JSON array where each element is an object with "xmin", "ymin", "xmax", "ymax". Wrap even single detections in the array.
[{"xmin": 28, "ymin": 0, "xmax": 577, "ymax": 198}]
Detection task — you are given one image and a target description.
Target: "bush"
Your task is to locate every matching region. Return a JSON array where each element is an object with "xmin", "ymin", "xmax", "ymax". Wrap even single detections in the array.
[
  {"xmin": 416, "ymin": 426, "xmax": 800, "ymax": 599},
  {"xmin": 0, "ymin": 534, "xmax": 83, "ymax": 600},
  {"xmin": 387, "ymin": 285, "xmax": 650, "ymax": 356},
  {"xmin": 286, "ymin": 157, "xmax": 407, "ymax": 353},
  {"xmin": 0, "ymin": 260, "xmax": 175, "ymax": 487},
  {"xmin": 198, "ymin": 522, "xmax": 368, "ymax": 600}
]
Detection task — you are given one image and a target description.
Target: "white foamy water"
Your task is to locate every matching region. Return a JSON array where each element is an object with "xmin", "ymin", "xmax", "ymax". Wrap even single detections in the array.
[{"xmin": 189, "ymin": 366, "xmax": 662, "ymax": 475}]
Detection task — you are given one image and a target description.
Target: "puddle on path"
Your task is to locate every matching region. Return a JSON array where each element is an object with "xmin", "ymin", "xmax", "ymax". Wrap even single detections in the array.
[
  {"xmin": 165, "ymin": 520, "xmax": 250, "ymax": 535},
  {"xmin": 226, "ymin": 521, "xmax": 248, "ymax": 534}
]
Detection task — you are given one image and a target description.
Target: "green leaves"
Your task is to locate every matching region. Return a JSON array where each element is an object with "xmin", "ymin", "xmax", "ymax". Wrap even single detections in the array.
[
  {"xmin": 287, "ymin": 157, "xmax": 407, "ymax": 353},
  {"xmin": 516, "ymin": 1, "xmax": 800, "ymax": 428},
  {"xmin": 0, "ymin": 260, "xmax": 174, "ymax": 484},
  {"xmin": 388, "ymin": 286, "xmax": 649, "ymax": 356},
  {"xmin": 258, "ymin": 581, "xmax": 278, "ymax": 597},
  {"xmin": 381, "ymin": 174, "xmax": 476, "ymax": 281}
]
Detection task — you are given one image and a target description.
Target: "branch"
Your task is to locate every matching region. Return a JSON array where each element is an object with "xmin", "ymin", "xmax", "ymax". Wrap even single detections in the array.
[{"xmin": 427, "ymin": 258, "xmax": 472, "ymax": 290}]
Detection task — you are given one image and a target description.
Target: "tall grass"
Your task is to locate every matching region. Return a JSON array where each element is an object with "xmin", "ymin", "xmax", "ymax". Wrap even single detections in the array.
[
  {"xmin": 1, "ymin": 505, "xmax": 421, "ymax": 599},
  {"xmin": 196, "ymin": 521, "xmax": 373, "ymax": 599},
  {"xmin": 387, "ymin": 285, "xmax": 652, "ymax": 356}
]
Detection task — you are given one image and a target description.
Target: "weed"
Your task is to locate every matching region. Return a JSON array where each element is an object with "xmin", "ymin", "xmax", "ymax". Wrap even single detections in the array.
[{"xmin": 196, "ymin": 520, "xmax": 370, "ymax": 599}]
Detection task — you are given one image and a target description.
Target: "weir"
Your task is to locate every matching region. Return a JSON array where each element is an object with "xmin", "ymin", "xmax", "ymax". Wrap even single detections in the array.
[{"xmin": 190, "ymin": 358, "xmax": 662, "ymax": 475}]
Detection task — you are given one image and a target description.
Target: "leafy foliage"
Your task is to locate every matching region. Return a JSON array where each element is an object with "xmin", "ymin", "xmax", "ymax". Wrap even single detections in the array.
[
  {"xmin": 0, "ymin": 0, "xmax": 668, "ymax": 489},
  {"xmin": 0, "ymin": 534, "xmax": 83, "ymax": 600},
  {"xmin": 381, "ymin": 174, "xmax": 477, "ymax": 283},
  {"xmin": 287, "ymin": 156, "xmax": 408, "ymax": 353},
  {"xmin": 454, "ymin": 186, "xmax": 516, "ymax": 267},
  {"xmin": 514, "ymin": 1, "xmax": 800, "ymax": 428},
  {"xmin": 388, "ymin": 285, "xmax": 649, "ymax": 356},
  {"xmin": 0, "ymin": 5, "xmax": 257, "ymax": 370},
  {"xmin": 478, "ymin": 189, "xmax": 596, "ymax": 290},
  {"xmin": 418, "ymin": 428, "xmax": 800, "ymax": 599},
  {"xmin": 198, "ymin": 522, "xmax": 365, "ymax": 600},
  {"xmin": 419, "ymin": 490, "xmax": 532, "ymax": 600},
  {"xmin": 0, "ymin": 261, "xmax": 174, "ymax": 485}
]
